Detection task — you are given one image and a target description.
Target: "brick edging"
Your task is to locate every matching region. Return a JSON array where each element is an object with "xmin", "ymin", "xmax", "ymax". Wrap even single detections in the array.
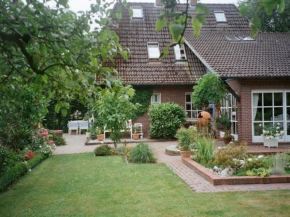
[{"xmin": 182, "ymin": 158, "xmax": 290, "ymax": 186}]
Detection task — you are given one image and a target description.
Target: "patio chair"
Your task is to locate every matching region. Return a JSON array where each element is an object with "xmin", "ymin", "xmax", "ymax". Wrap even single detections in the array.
[
  {"xmin": 134, "ymin": 123, "xmax": 143, "ymax": 139},
  {"xmin": 68, "ymin": 121, "xmax": 79, "ymax": 135},
  {"xmin": 79, "ymin": 121, "xmax": 89, "ymax": 134}
]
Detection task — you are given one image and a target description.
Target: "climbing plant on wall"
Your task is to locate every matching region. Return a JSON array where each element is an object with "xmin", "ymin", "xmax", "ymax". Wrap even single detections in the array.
[{"xmin": 130, "ymin": 86, "xmax": 153, "ymax": 120}]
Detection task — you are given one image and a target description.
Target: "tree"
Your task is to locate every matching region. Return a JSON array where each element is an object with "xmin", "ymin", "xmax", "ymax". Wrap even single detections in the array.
[
  {"xmin": 94, "ymin": 80, "xmax": 139, "ymax": 148},
  {"xmin": 239, "ymin": 0, "xmax": 290, "ymax": 32}
]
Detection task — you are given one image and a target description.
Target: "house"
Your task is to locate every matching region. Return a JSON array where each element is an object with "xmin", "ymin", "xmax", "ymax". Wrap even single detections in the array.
[{"xmin": 110, "ymin": 0, "xmax": 290, "ymax": 145}]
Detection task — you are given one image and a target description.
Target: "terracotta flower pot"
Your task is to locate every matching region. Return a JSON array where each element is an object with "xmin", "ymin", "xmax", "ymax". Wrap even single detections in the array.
[
  {"xmin": 97, "ymin": 134, "xmax": 104, "ymax": 141},
  {"xmin": 223, "ymin": 136, "xmax": 232, "ymax": 145},
  {"xmin": 180, "ymin": 150, "xmax": 191, "ymax": 158},
  {"xmin": 132, "ymin": 133, "xmax": 140, "ymax": 140},
  {"xmin": 90, "ymin": 135, "xmax": 98, "ymax": 140}
]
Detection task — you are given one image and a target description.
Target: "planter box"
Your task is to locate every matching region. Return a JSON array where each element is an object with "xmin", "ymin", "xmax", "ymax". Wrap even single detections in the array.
[
  {"xmin": 264, "ymin": 138, "xmax": 278, "ymax": 148},
  {"xmin": 182, "ymin": 158, "xmax": 290, "ymax": 186}
]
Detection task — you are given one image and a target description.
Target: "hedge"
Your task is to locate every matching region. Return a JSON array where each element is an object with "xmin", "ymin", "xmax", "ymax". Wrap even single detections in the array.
[{"xmin": 0, "ymin": 153, "xmax": 49, "ymax": 192}]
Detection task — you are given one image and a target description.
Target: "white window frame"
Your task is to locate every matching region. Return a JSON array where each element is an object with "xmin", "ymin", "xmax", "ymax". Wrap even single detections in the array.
[
  {"xmin": 220, "ymin": 94, "xmax": 238, "ymax": 139},
  {"xmin": 174, "ymin": 44, "xmax": 187, "ymax": 61},
  {"xmin": 147, "ymin": 42, "xmax": 160, "ymax": 59},
  {"xmin": 185, "ymin": 93, "xmax": 202, "ymax": 121},
  {"xmin": 214, "ymin": 11, "xmax": 227, "ymax": 22},
  {"xmin": 151, "ymin": 93, "xmax": 161, "ymax": 106},
  {"xmin": 131, "ymin": 6, "xmax": 143, "ymax": 20},
  {"xmin": 251, "ymin": 90, "xmax": 290, "ymax": 143}
]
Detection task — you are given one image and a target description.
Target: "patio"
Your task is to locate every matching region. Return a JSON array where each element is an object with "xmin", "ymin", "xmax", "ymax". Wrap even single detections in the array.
[{"xmin": 55, "ymin": 134, "xmax": 290, "ymax": 192}]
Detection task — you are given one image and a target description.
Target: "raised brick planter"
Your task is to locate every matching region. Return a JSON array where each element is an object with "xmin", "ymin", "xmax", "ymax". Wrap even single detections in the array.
[
  {"xmin": 50, "ymin": 130, "xmax": 63, "ymax": 137},
  {"xmin": 182, "ymin": 158, "xmax": 290, "ymax": 186}
]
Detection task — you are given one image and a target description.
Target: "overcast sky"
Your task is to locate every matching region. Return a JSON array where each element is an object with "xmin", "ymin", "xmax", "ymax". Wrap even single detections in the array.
[{"xmin": 68, "ymin": 0, "xmax": 239, "ymax": 13}]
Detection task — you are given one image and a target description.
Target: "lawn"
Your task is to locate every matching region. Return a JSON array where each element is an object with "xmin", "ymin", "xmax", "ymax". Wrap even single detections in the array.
[{"xmin": 0, "ymin": 153, "xmax": 290, "ymax": 217}]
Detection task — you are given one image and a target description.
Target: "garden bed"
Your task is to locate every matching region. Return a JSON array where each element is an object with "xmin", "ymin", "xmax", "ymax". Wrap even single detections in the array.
[{"xmin": 182, "ymin": 158, "xmax": 290, "ymax": 186}]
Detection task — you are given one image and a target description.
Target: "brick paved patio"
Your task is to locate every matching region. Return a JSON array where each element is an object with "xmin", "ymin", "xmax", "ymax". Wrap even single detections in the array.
[{"xmin": 55, "ymin": 134, "xmax": 290, "ymax": 192}]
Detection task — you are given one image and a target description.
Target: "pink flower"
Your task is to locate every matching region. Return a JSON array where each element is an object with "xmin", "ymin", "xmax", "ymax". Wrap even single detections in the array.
[
  {"xmin": 50, "ymin": 140, "xmax": 54, "ymax": 145},
  {"xmin": 36, "ymin": 132, "xmax": 41, "ymax": 136}
]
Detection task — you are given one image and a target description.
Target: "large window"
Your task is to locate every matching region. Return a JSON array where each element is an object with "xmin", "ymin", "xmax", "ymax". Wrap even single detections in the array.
[
  {"xmin": 220, "ymin": 94, "xmax": 238, "ymax": 137},
  {"xmin": 214, "ymin": 11, "xmax": 227, "ymax": 22},
  {"xmin": 185, "ymin": 93, "xmax": 202, "ymax": 120},
  {"xmin": 252, "ymin": 90, "xmax": 290, "ymax": 142},
  {"xmin": 151, "ymin": 93, "xmax": 161, "ymax": 106},
  {"xmin": 147, "ymin": 42, "xmax": 160, "ymax": 59}
]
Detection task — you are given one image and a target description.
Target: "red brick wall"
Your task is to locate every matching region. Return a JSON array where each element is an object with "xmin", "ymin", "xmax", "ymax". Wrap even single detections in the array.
[
  {"xmin": 227, "ymin": 78, "xmax": 290, "ymax": 145},
  {"xmin": 133, "ymin": 85, "xmax": 193, "ymax": 137}
]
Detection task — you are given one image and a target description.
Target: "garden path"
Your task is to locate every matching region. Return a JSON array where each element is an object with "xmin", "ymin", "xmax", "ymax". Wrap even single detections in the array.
[{"xmin": 55, "ymin": 134, "xmax": 290, "ymax": 192}]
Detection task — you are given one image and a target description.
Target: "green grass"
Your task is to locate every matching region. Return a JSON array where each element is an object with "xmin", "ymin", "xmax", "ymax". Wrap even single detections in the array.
[{"xmin": 0, "ymin": 153, "xmax": 290, "ymax": 217}]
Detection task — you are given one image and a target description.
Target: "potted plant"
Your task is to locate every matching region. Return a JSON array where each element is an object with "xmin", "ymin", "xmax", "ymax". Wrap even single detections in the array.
[
  {"xmin": 175, "ymin": 128, "xmax": 192, "ymax": 158},
  {"xmin": 216, "ymin": 116, "xmax": 232, "ymax": 144},
  {"xmin": 86, "ymin": 128, "xmax": 91, "ymax": 138},
  {"xmin": 262, "ymin": 123, "xmax": 284, "ymax": 148},
  {"xmin": 132, "ymin": 126, "xmax": 140, "ymax": 140},
  {"xmin": 97, "ymin": 127, "xmax": 104, "ymax": 141},
  {"xmin": 90, "ymin": 125, "xmax": 98, "ymax": 140}
]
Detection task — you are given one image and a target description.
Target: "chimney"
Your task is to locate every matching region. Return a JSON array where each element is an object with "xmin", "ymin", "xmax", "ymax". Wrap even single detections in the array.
[
  {"xmin": 155, "ymin": 0, "xmax": 163, "ymax": 7},
  {"xmin": 190, "ymin": 0, "xmax": 197, "ymax": 7}
]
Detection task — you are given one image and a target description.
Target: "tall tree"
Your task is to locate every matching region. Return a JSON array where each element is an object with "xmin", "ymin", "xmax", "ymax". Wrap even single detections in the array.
[{"xmin": 239, "ymin": 0, "xmax": 290, "ymax": 32}]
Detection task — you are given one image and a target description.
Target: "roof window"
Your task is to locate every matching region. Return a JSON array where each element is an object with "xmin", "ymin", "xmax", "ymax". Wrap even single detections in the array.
[
  {"xmin": 238, "ymin": 36, "xmax": 255, "ymax": 41},
  {"xmin": 131, "ymin": 6, "xmax": 143, "ymax": 19},
  {"xmin": 147, "ymin": 42, "xmax": 160, "ymax": 59},
  {"xmin": 225, "ymin": 36, "xmax": 241, "ymax": 42},
  {"xmin": 174, "ymin": 44, "xmax": 187, "ymax": 61},
  {"xmin": 215, "ymin": 11, "xmax": 227, "ymax": 22}
]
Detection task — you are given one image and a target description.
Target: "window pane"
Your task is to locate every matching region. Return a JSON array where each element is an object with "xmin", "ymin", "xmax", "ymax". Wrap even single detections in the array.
[
  {"xmin": 274, "ymin": 93, "xmax": 283, "ymax": 106},
  {"xmin": 287, "ymin": 123, "xmax": 290, "ymax": 135},
  {"xmin": 264, "ymin": 93, "xmax": 272, "ymax": 106},
  {"xmin": 253, "ymin": 108, "xmax": 262, "ymax": 121},
  {"xmin": 253, "ymin": 93, "xmax": 262, "ymax": 107},
  {"xmin": 187, "ymin": 111, "xmax": 191, "ymax": 118},
  {"xmin": 254, "ymin": 123, "xmax": 263, "ymax": 136},
  {"xmin": 287, "ymin": 108, "xmax": 290, "ymax": 120},
  {"xmin": 264, "ymin": 108, "xmax": 273, "ymax": 121},
  {"xmin": 132, "ymin": 8, "xmax": 143, "ymax": 18},
  {"xmin": 186, "ymin": 104, "xmax": 191, "ymax": 110},
  {"xmin": 215, "ymin": 12, "xmax": 227, "ymax": 22},
  {"xmin": 287, "ymin": 93, "xmax": 290, "ymax": 106},
  {"xmin": 148, "ymin": 44, "xmax": 160, "ymax": 59},
  {"xmin": 186, "ymin": 94, "xmax": 191, "ymax": 102},
  {"xmin": 274, "ymin": 108, "xmax": 283, "ymax": 121},
  {"xmin": 174, "ymin": 45, "xmax": 181, "ymax": 60}
]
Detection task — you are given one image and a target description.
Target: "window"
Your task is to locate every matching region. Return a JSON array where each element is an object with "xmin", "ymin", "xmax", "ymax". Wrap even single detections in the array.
[
  {"xmin": 131, "ymin": 6, "xmax": 143, "ymax": 19},
  {"xmin": 151, "ymin": 93, "xmax": 161, "ymax": 106},
  {"xmin": 238, "ymin": 36, "xmax": 255, "ymax": 41},
  {"xmin": 185, "ymin": 93, "xmax": 202, "ymax": 120},
  {"xmin": 220, "ymin": 94, "xmax": 238, "ymax": 137},
  {"xmin": 252, "ymin": 90, "xmax": 290, "ymax": 143},
  {"xmin": 174, "ymin": 44, "xmax": 187, "ymax": 61},
  {"xmin": 214, "ymin": 11, "xmax": 227, "ymax": 22},
  {"xmin": 225, "ymin": 36, "xmax": 241, "ymax": 42},
  {"xmin": 147, "ymin": 42, "xmax": 160, "ymax": 59}
]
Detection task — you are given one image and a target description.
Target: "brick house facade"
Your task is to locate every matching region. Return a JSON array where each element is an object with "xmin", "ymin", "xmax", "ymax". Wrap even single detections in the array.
[{"xmin": 111, "ymin": 1, "xmax": 290, "ymax": 144}]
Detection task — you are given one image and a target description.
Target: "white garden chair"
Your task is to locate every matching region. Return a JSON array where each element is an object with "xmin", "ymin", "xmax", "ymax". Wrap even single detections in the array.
[
  {"xmin": 79, "ymin": 121, "xmax": 89, "ymax": 134},
  {"xmin": 68, "ymin": 121, "xmax": 79, "ymax": 135}
]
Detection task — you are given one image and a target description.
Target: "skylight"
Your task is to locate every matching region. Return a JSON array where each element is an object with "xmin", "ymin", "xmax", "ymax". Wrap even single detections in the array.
[
  {"xmin": 147, "ymin": 42, "xmax": 160, "ymax": 59},
  {"xmin": 225, "ymin": 36, "xmax": 241, "ymax": 42},
  {"xmin": 131, "ymin": 6, "xmax": 143, "ymax": 19},
  {"xmin": 239, "ymin": 36, "xmax": 255, "ymax": 41},
  {"xmin": 215, "ymin": 11, "xmax": 227, "ymax": 22}
]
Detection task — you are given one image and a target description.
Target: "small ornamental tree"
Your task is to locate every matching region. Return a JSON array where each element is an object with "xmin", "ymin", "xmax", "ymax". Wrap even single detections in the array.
[
  {"xmin": 95, "ymin": 80, "xmax": 139, "ymax": 148},
  {"xmin": 149, "ymin": 103, "xmax": 186, "ymax": 139},
  {"xmin": 192, "ymin": 73, "xmax": 227, "ymax": 111}
]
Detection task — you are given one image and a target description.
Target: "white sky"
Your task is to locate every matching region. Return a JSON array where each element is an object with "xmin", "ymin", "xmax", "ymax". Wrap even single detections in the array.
[{"xmin": 68, "ymin": 0, "xmax": 239, "ymax": 13}]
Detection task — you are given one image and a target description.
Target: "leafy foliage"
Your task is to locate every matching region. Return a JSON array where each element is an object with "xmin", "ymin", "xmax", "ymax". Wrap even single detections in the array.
[
  {"xmin": 129, "ymin": 143, "xmax": 156, "ymax": 163},
  {"xmin": 193, "ymin": 136, "xmax": 215, "ymax": 166},
  {"xmin": 192, "ymin": 74, "xmax": 227, "ymax": 110},
  {"xmin": 175, "ymin": 127, "xmax": 197, "ymax": 151},
  {"xmin": 94, "ymin": 145, "xmax": 112, "ymax": 156},
  {"xmin": 244, "ymin": 156, "xmax": 271, "ymax": 171},
  {"xmin": 149, "ymin": 103, "xmax": 186, "ymax": 139},
  {"xmin": 246, "ymin": 167, "xmax": 271, "ymax": 177},
  {"xmin": 49, "ymin": 132, "xmax": 66, "ymax": 146},
  {"xmin": 130, "ymin": 86, "xmax": 153, "ymax": 120}
]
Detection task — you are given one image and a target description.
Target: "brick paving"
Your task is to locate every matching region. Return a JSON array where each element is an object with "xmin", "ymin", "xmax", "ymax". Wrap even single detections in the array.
[{"xmin": 55, "ymin": 134, "xmax": 290, "ymax": 192}]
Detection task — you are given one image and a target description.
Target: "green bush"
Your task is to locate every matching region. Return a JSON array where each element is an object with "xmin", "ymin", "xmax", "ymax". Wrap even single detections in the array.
[
  {"xmin": 0, "ymin": 153, "xmax": 48, "ymax": 192},
  {"xmin": 129, "ymin": 143, "xmax": 156, "ymax": 163},
  {"xmin": 149, "ymin": 103, "xmax": 186, "ymax": 139},
  {"xmin": 0, "ymin": 147, "xmax": 23, "ymax": 175},
  {"xmin": 49, "ymin": 132, "xmax": 66, "ymax": 146},
  {"xmin": 244, "ymin": 156, "xmax": 271, "ymax": 171},
  {"xmin": 94, "ymin": 145, "xmax": 112, "ymax": 156},
  {"xmin": 193, "ymin": 137, "xmax": 215, "ymax": 166}
]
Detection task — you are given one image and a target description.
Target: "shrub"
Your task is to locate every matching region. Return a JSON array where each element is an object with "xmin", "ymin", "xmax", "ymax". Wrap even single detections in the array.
[
  {"xmin": 0, "ymin": 153, "xmax": 48, "ymax": 192},
  {"xmin": 193, "ymin": 137, "xmax": 215, "ymax": 165},
  {"xmin": 244, "ymin": 156, "xmax": 271, "ymax": 171},
  {"xmin": 49, "ymin": 132, "xmax": 66, "ymax": 146},
  {"xmin": 175, "ymin": 127, "xmax": 197, "ymax": 151},
  {"xmin": 246, "ymin": 168, "xmax": 271, "ymax": 177},
  {"xmin": 149, "ymin": 103, "xmax": 186, "ymax": 139},
  {"xmin": 214, "ymin": 142, "xmax": 248, "ymax": 169},
  {"xmin": 271, "ymin": 153, "xmax": 290, "ymax": 175},
  {"xmin": 0, "ymin": 147, "xmax": 23, "ymax": 175},
  {"xmin": 94, "ymin": 145, "xmax": 112, "ymax": 156},
  {"xmin": 129, "ymin": 143, "xmax": 156, "ymax": 163}
]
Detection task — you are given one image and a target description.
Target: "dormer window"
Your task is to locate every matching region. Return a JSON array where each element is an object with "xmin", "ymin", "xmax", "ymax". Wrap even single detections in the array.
[
  {"xmin": 131, "ymin": 6, "xmax": 143, "ymax": 19},
  {"xmin": 215, "ymin": 11, "xmax": 227, "ymax": 22},
  {"xmin": 147, "ymin": 42, "xmax": 160, "ymax": 59},
  {"xmin": 174, "ymin": 44, "xmax": 187, "ymax": 61}
]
